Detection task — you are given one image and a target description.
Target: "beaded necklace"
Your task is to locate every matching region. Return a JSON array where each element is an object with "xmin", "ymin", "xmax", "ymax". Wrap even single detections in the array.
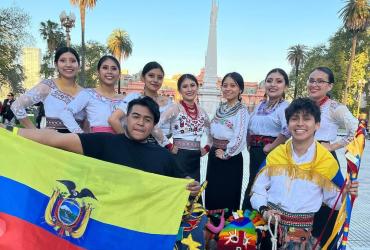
[{"xmin": 181, "ymin": 100, "xmax": 198, "ymax": 120}]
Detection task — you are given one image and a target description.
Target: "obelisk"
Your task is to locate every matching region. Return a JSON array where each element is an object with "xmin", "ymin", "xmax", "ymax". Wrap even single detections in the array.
[{"xmin": 198, "ymin": 0, "xmax": 221, "ymax": 117}]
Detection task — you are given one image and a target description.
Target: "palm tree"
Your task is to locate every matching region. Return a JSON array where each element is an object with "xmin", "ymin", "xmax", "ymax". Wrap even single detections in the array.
[
  {"xmin": 339, "ymin": 0, "xmax": 369, "ymax": 104},
  {"xmin": 107, "ymin": 29, "xmax": 133, "ymax": 94},
  {"xmin": 39, "ymin": 20, "xmax": 65, "ymax": 54},
  {"xmin": 287, "ymin": 44, "xmax": 308, "ymax": 98},
  {"xmin": 70, "ymin": 0, "xmax": 97, "ymax": 86}
]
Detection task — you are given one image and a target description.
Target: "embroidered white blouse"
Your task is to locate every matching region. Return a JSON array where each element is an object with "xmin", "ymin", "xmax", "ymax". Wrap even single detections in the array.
[
  {"xmin": 59, "ymin": 88, "xmax": 125, "ymax": 133},
  {"xmin": 117, "ymin": 92, "xmax": 173, "ymax": 136},
  {"xmin": 11, "ymin": 79, "xmax": 85, "ymax": 126},
  {"xmin": 250, "ymin": 142, "xmax": 341, "ymax": 213},
  {"xmin": 248, "ymin": 100, "xmax": 290, "ymax": 138},
  {"xmin": 210, "ymin": 102, "xmax": 249, "ymax": 159},
  {"xmin": 152, "ymin": 102, "xmax": 212, "ymax": 148},
  {"xmin": 315, "ymin": 99, "xmax": 358, "ymax": 146}
]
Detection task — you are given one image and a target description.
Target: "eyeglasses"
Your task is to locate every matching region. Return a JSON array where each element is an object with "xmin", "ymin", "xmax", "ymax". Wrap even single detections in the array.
[{"xmin": 307, "ymin": 79, "xmax": 331, "ymax": 85}]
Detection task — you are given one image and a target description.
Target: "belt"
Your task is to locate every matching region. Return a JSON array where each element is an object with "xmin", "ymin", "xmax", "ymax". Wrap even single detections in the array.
[
  {"xmin": 173, "ymin": 139, "xmax": 200, "ymax": 150},
  {"xmin": 91, "ymin": 126, "xmax": 115, "ymax": 134},
  {"xmin": 249, "ymin": 135, "xmax": 276, "ymax": 147},
  {"xmin": 268, "ymin": 202, "xmax": 314, "ymax": 228},
  {"xmin": 212, "ymin": 138, "xmax": 229, "ymax": 150},
  {"xmin": 46, "ymin": 117, "xmax": 83, "ymax": 131}
]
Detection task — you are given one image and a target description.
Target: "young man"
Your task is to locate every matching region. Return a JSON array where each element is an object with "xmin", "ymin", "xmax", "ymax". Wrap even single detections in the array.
[
  {"xmin": 250, "ymin": 97, "xmax": 358, "ymax": 249},
  {"xmin": 1, "ymin": 96, "xmax": 200, "ymax": 195}
]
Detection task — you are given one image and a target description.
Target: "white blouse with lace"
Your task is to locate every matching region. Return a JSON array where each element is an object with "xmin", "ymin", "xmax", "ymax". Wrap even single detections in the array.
[
  {"xmin": 11, "ymin": 79, "xmax": 85, "ymax": 129},
  {"xmin": 59, "ymin": 88, "xmax": 125, "ymax": 133},
  {"xmin": 248, "ymin": 100, "xmax": 290, "ymax": 138},
  {"xmin": 152, "ymin": 102, "xmax": 212, "ymax": 148},
  {"xmin": 210, "ymin": 102, "xmax": 249, "ymax": 159},
  {"xmin": 315, "ymin": 99, "xmax": 358, "ymax": 146},
  {"xmin": 117, "ymin": 92, "xmax": 173, "ymax": 136}
]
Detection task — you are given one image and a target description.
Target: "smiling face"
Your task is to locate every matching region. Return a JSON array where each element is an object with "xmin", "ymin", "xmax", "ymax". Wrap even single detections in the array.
[
  {"xmin": 142, "ymin": 68, "xmax": 164, "ymax": 93},
  {"xmin": 221, "ymin": 76, "xmax": 241, "ymax": 103},
  {"xmin": 98, "ymin": 58, "xmax": 120, "ymax": 86},
  {"xmin": 125, "ymin": 105, "xmax": 155, "ymax": 141},
  {"xmin": 179, "ymin": 78, "xmax": 198, "ymax": 103},
  {"xmin": 55, "ymin": 52, "xmax": 79, "ymax": 79},
  {"xmin": 288, "ymin": 110, "xmax": 320, "ymax": 143},
  {"xmin": 307, "ymin": 69, "xmax": 333, "ymax": 101},
  {"xmin": 265, "ymin": 71, "xmax": 287, "ymax": 100}
]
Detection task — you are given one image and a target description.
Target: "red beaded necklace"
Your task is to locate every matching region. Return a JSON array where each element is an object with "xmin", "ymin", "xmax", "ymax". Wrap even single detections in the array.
[
  {"xmin": 318, "ymin": 96, "xmax": 329, "ymax": 107},
  {"xmin": 181, "ymin": 100, "xmax": 198, "ymax": 120}
]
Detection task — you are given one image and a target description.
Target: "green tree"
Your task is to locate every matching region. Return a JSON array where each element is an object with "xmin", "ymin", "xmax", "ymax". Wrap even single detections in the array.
[
  {"xmin": 39, "ymin": 20, "xmax": 66, "ymax": 78},
  {"xmin": 75, "ymin": 41, "xmax": 109, "ymax": 88},
  {"xmin": 0, "ymin": 7, "xmax": 31, "ymax": 94},
  {"xmin": 287, "ymin": 44, "xmax": 308, "ymax": 99},
  {"xmin": 339, "ymin": 0, "xmax": 369, "ymax": 104},
  {"xmin": 107, "ymin": 29, "xmax": 133, "ymax": 93},
  {"xmin": 70, "ymin": 0, "xmax": 97, "ymax": 87}
]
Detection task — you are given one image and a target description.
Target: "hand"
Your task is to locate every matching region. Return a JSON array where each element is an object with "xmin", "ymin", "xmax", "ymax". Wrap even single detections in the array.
[
  {"xmin": 215, "ymin": 149, "xmax": 225, "ymax": 159},
  {"xmin": 262, "ymin": 209, "xmax": 280, "ymax": 224},
  {"xmin": 171, "ymin": 145, "xmax": 178, "ymax": 154},
  {"xmin": 321, "ymin": 142, "xmax": 333, "ymax": 152},
  {"xmin": 263, "ymin": 143, "xmax": 273, "ymax": 154},
  {"xmin": 186, "ymin": 180, "xmax": 201, "ymax": 196},
  {"xmin": 345, "ymin": 181, "xmax": 359, "ymax": 197},
  {"xmin": 200, "ymin": 147, "xmax": 208, "ymax": 156}
]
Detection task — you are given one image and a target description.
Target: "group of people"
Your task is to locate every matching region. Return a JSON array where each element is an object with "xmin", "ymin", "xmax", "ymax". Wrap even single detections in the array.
[{"xmin": 1, "ymin": 46, "xmax": 360, "ymax": 249}]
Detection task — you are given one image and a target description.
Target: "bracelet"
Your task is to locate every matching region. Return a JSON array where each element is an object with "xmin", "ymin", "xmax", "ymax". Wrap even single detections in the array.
[
  {"xmin": 259, "ymin": 205, "xmax": 269, "ymax": 215},
  {"xmin": 5, "ymin": 125, "xmax": 14, "ymax": 132},
  {"xmin": 13, "ymin": 127, "xmax": 19, "ymax": 136},
  {"xmin": 165, "ymin": 143, "xmax": 174, "ymax": 151},
  {"xmin": 203, "ymin": 145, "xmax": 210, "ymax": 153}
]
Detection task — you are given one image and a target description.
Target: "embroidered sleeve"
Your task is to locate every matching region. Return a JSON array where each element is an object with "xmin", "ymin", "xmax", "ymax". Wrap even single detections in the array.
[
  {"xmin": 250, "ymin": 168, "xmax": 270, "ymax": 210},
  {"xmin": 224, "ymin": 106, "xmax": 248, "ymax": 158},
  {"xmin": 59, "ymin": 90, "xmax": 90, "ymax": 133},
  {"xmin": 11, "ymin": 80, "xmax": 51, "ymax": 119},
  {"xmin": 331, "ymin": 104, "xmax": 358, "ymax": 146},
  {"xmin": 151, "ymin": 103, "xmax": 179, "ymax": 147},
  {"xmin": 277, "ymin": 102, "xmax": 290, "ymax": 138},
  {"xmin": 203, "ymin": 109, "xmax": 213, "ymax": 148}
]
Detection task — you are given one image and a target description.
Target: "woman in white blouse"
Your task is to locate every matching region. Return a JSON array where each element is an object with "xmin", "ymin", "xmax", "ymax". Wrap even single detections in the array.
[
  {"xmin": 307, "ymin": 66, "xmax": 358, "ymax": 248},
  {"xmin": 152, "ymin": 74, "xmax": 211, "ymax": 181},
  {"xmin": 59, "ymin": 55, "xmax": 124, "ymax": 133},
  {"xmin": 108, "ymin": 62, "xmax": 172, "ymax": 142},
  {"xmin": 242, "ymin": 68, "xmax": 290, "ymax": 210},
  {"xmin": 205, "ymin": 72, "xmax": 249, "ymax": 211},
  {"xmin": 11, "ymin": 47, "xmax": 84, "ymax": 133}
]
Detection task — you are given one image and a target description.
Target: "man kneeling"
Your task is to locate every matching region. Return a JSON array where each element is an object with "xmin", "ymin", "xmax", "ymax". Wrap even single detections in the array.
[{"xmin": 250, "ymin": 98, "xmax": 358, "ymax": 249}]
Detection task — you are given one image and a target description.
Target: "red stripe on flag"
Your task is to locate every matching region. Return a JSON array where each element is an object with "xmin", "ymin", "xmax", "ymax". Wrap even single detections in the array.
[{"xmin": 0, "ymin": 212, "xmax": 84, "ymax": 250}]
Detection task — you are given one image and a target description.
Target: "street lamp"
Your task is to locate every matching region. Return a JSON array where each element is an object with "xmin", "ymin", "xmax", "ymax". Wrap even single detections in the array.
[{"xmin": 59, "ymin": 11, "xmax": 76, "ymax": 47}]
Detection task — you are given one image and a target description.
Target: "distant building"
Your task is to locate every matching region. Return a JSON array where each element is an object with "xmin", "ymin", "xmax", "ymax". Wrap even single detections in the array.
[{"xmin": 22, "ymin": 48, "xmax": 41, "ymax": 90}]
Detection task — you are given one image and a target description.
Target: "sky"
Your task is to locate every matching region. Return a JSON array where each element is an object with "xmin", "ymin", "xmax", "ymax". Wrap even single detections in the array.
[{"xmin": 1, "ymin": 0, "xmax": 346, "ymax": 82}]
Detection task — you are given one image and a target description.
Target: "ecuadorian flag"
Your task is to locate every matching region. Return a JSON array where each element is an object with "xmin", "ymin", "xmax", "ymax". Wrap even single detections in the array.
[{"xmin": 0, "ymin": 129, "xmax": 191, "ymax": 250}]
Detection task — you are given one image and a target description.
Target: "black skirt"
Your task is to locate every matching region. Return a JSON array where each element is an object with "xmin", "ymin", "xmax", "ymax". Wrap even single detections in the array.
[
  {"xmin": 205, "ymin": 147, "xmax": 243, "ymax": 210},
  {"xmin": 242, "ymin": 145, "xmax": 266, "ymax": 210},
  {"xmin": 174, "ymin": 149, "xmax": 201, "ymax": 182}
]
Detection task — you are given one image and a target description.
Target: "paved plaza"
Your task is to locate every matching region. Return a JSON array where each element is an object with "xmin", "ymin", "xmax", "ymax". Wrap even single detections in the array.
[{"xmin": 200, "ymin": 139, "xmax": 370, "ymax": 249}]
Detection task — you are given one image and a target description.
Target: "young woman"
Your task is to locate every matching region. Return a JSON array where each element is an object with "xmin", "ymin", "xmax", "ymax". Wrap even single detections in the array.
[
  {"xmin": 11, "ymin": 47, "xmax": 85, "ymax": 133},
  {"xmin": 108, "ymin": 61, "xmax": 172, "ymax": 141},
  {"xmin": 205, "ymin": 72, "xmax": 249, "ymax": 211},
  {"xmin": 307, "ymin": 66, "xmax": 358, "ymax": 247},
  {"xmin": 59, "ymin": 55, "xmax": 125, "ymax": 133},
  {"xmin": 242, "ymin": 68, "xmax": 290, "ymax": 210},
  {"xmin": 152, "ymin": 74, "xmax": 211, "ymax": 182}
]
